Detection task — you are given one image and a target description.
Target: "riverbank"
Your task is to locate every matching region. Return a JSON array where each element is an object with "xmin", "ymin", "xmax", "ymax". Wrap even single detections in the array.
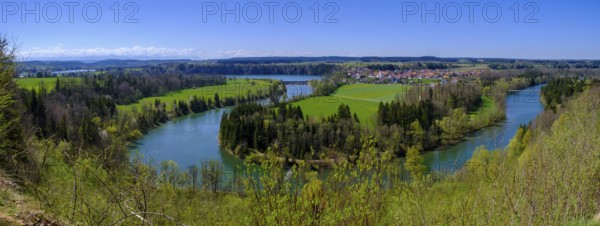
[
  {"xmin": 220, "ymin": 83, "xmax": 543, "ymax": 169},
  {"xmin": 131, "ymin": 78, "xmax": 544, "ymax": 173},
  {"xmin": 129, "ymin": 75, "xmax": 320, "ymax": 168},
  {"xmin": 225, "ymin": 147, "xmax": 340, "ymax": 167},
  {"xmin": 424, "ymin": 84, "xmax": 545, "ymax": 170},
  {"xmin": 437, "ymin": 96, "xmax": 506, "ymax": 147}
]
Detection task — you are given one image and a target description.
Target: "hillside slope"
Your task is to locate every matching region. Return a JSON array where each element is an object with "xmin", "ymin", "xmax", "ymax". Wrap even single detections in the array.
[
  {"xmin": 388, "ymin": 86, "xmax": 600, "ymax": 225},
  {"xmin": 0, "ymin": 173, "xmax": 59, "ymax": 225}
]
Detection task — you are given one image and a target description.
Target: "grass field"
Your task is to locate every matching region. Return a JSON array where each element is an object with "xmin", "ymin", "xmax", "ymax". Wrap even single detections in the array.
[
  {"xmin": 291, "ymin": 84, "xmax": 410, "ymax": 127},
  {"xmin": 117, "ymin": 79, "xmax": 274, "ymax": 113},
  {"xmin": 468, "ymin": 96, "xmax": 496, "ymax": 118},
  {"xmin": 15, "ymin": 77, "xmax": 81, "ymax": 92},
  {"xmin": 454, "ymin": 63, "xmax": 489, "ymax": 72}
]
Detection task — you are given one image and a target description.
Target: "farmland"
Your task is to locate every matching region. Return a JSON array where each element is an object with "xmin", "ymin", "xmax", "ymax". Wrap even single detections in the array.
[
  {"xmin": 117, "ymin": 78, "xmax": 274, "ymax": 113},
  {"xmin": 291, "ymin": 83, "xmax": 410, "ymax": 126},
  {"xmin": 292, "ymin": 83, "xmax": 497, "ymax": 127},
  {"xmin": 15, "ymin": 77, "xmax": 81, "ymax": 92}
]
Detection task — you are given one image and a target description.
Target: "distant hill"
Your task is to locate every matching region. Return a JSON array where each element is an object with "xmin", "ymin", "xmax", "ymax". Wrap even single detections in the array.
[
  {"xmin": 216, "ymin": 56, "xmax": 474, "ymax": 64},
  {"xmin": 20, "ymin": 59, "xmax": 192, "ymax": 70},
  {"xmin": 18, "ymin": 57, "xmax": 600, "ymax": 76}
]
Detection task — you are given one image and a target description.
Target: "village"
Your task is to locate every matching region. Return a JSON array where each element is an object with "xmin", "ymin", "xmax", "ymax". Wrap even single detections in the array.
[{"xmin": 345, "ymin": 67, "xmax": 486, "ymax": 85}]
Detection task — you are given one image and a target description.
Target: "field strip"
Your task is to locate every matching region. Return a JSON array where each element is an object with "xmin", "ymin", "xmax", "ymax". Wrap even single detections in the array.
[{"xmin": 331, "ymin": 95, "xmax": 381, "ymax": 103}]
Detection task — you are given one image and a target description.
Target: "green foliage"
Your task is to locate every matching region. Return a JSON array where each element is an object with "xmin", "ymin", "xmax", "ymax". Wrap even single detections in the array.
[
  {"xmin": 464, "ymin": 146, "xmax": 503, "ymax": 181},
  {"xmin": 0, "ymin": 36, "xmax": 27, "ymax": 173},
  {"xmin": 337, "ymin": 103, "xmax": 352, "ymax": 120},
  {"xmin": 541, "ymin": 77, "xmax": 587, "ymax": 111},
  {"xmin": 507, "ymin": 125, "xmax": 531, "ymax": 159},
  {"xmin": 469, "ymin": 96, "xmax": 505, "ymax": 129},
  {"xmin": 127, "ymin": 129, "xmax": 143, "ymax": 141},
  {"xmin": 308, "ymin": 72, "xmax": 345, "ymax": 96},
  {"xmin": 23, "ymin": 139, "xmax": 249, "ymax": 225},
  {"xmin": 377, "ymin": 82, "xmax": 504, "ymax": 150},
  {"xmin": 404, "ymin": 145, "xmax": 426, "ymax": 180},
  {"xmin": 387, "ymin": 86, "xmax": 600, "ymax": 225},
  {"xmin": 220, "ymin": 102, "xmax": 361, "ymax": 159},
  {"xmin": 377, "ymin": 98, "xmax": 438, "ymax": 130},
  {"xmin": 440, "ymin": 108, "xmax": 469, "ymax": 143},
  {"xmin": 245, "ymin": 137, "xmax": 393, "ymax": 225}
]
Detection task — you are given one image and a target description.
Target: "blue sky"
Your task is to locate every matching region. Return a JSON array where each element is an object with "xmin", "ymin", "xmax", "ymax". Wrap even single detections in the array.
[{"xmin": 2, "ymin": 0, "xmax": 599, "ymax": 60}]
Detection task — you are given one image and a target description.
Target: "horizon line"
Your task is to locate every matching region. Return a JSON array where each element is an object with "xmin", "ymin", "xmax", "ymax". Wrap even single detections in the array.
[{"xmin": 18, "ymin": 56, "xmax": 600, "ymax": 63}]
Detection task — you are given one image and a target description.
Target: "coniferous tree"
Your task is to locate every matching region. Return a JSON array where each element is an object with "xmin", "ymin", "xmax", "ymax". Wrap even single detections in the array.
[
  {"xmin": 0, "ymin": 35, "xmax": 26, "ymax": 171},
  {"xmin": 214, "ymin": 93, "xmax": 221, "ymax": 107}
]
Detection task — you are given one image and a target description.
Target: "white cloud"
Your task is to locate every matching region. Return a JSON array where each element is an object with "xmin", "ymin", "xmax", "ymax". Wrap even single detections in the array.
[
  {"xmin": 21, "ymin": 45, "xmax": 203, "ymax": 60},
  {"xmin": 20, "ymin": 45, "xmax": 322, "ymax": 60},
  {"xmin": 217, "ymin": 49, "xmax": 258, "ymax": 57},
  {"xmin": 216, "ymin": 49, "xmax": 317, "ymax": 58}
]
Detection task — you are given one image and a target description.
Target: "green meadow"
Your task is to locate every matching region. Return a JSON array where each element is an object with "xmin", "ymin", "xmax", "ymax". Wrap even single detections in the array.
[
  {"xmin": 455, "ymin": 63, "xmax": 489, "ymax": 71},
  {"xmin": 292, "ymin": 83, "xmax": 410, "ymax": 127},
  {"xmin": 15, "ymin": 77, "xmax": 81, "ymax": 92},
  {"xmin": 117, "ymin": 79, "xmax": 274, "ymax": 113},
  {"xmin": 469, "ymin": 96, "xmax": 496, "ymax": 118}
]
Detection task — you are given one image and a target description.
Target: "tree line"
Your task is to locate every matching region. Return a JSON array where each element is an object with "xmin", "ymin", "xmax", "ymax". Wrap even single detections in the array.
[
  {"xmin": 375, "ymin": 82, "xmax": 487, "ymax": 154},
  {"xmin": 79, "ymin": 74, "xmax": 226, "ymax": 104},
  {"xmin": 541, "ymin": 77, "xmax": 588, "ymax": 111},
  {"xmin": 149, "ymin": 63, "xmax": 337, "ymax": 76},
  {"xmin": 220, "ymin": 102, "xmax": 361, "ymax": 161}
]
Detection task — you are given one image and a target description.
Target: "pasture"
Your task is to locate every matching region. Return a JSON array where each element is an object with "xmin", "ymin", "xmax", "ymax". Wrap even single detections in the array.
[
  {"xmin": 117, "ymin": 79, "xmax": 274, "ymax": 113},
  {"xmin": 15, "ymin": 77, "xmax": 81, "ymax": 92},
  {"xmin": 291, "ymin": 83, "xmax": 410, "ymax": 127},
  {"xmin": 469, "ymin": 96, "xmax": 495, "ymax": 117}
]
